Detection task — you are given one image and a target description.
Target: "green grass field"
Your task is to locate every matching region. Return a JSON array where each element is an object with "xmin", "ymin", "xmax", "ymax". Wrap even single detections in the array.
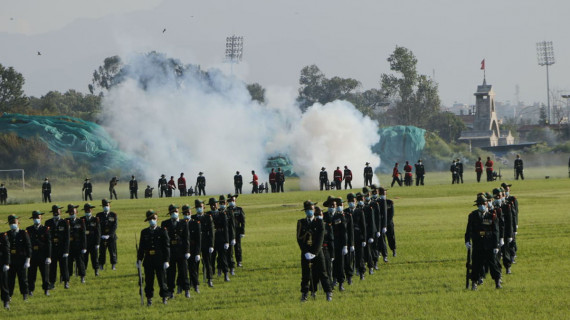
[{"xmin": 0, "ymin": 168, "xmax": 569, "ymax": 319}]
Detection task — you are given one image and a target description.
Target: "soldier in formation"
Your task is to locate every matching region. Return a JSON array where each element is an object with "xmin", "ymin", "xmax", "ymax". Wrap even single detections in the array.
[
  {"xmin": 82, "ymin": 178, "xmax": 93, "ymax": 201},
  {"xmin": 5, "ymin": 215, "xmax": 31, "ymax": 301},
  {"xmin": 193, "ymin": 199, "xmax": 214, "ymax": 288},
  {"xmin": 66, "ymin": 204, "xmax": 87, "ymax": 285},
  {"xmin": 26, "ymin": 210, "xmax": 51, "ymax": 296},
  {"xmin": 161, "ymin": 204, "xmax": 191, "ymax": 299},
  {"xmin": 226, "ymin": 194, "xmax": 245, "ymax": 268},
  {"xmin": 1, "ymin": 226, "xmax": 10, "ymax": 309},
  {"xmin": 0, "ymin": 183, "xmax": 7, "ymax": 205},
  {"xmin": 182, "ymin": 204, "xmax": 201, "ymax": 293},
  {"xmin": 45, "ymin": 205, "xmax": 70, "ymax": 289},
  {"xmin": 363, "ymin": 162, "xmax": 373, "ymax": 186},
  {"xmin": 97, "ymin": 199, "xmax": 117, "ymax": 271},
  {"xmin": 81, "ymin": 203, "xmax": 100, "ymax": 276}
]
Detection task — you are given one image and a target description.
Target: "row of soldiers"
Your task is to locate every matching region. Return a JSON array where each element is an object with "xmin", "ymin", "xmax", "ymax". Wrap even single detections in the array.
[
  {"xmin": 465, "ymin": 182, "xmax": 519, "ymax": 290},
  {"xmin": 137, "ymin": 194, "xmax": 246, "ymax": 306},
  {"xmin": 296, "ymin": 184, "xmax": 396, "ymax": 301},
  {"xmin": 0, "ymin": 199, "xmax": 118, "ymax": 310}
]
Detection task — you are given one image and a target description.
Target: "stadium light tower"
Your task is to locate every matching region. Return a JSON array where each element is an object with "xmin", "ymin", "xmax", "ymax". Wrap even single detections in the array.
[
  {"xmin": 225, "ymin": 35, "xmax": 243, "ymax": 75},
  {"xmin": 537, "ymin": 41, "xmax": 555, "ymax": 124}
]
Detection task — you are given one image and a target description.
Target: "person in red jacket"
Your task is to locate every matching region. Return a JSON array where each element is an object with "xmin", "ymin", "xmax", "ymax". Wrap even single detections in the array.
[
  {"xmin": 268, "ymin": 168, "xmax": 277, "ymax": 193},
  {"xmin": 167, "ymin": 176, "xmax": 176, "ymax": 197},
  {"xmin": 485, "ymin": 157, "xmax": 494, "ymax": 182},
  {"xmin": 333, "ymin": 167, "xmax": 343, "ymax": 190},
  {"xmin": 251, "ymin": 171, "xmax": 259, "ymax": 194},
  {"xmin": 390, "ymin": 163, "xmax": 402, "ymax": 187},
  {"xmin": 177, "ymin": 173, "xmax": 187, "ymax": 196},
  {"xmin": 475, "ymin": 157, "xmax": 483, "ymax": 183},
  {"xmin": 343, "ymin": 166, "xmax": 353, "ymax": 189},
  {"xmin": 403, "ymin": 161, "xmax": 413, "ymax": 186}
]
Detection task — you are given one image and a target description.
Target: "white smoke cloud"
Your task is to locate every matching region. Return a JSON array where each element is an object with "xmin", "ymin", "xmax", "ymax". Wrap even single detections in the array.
[{"xmin": 100, "ymin": 53, "xmax": 380, "ymax": 193}]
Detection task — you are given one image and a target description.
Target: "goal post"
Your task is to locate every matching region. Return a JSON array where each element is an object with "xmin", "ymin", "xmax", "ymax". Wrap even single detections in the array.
[{"xmin": 0, "ymin": 169, "xmax": 25, "ymax": 191}]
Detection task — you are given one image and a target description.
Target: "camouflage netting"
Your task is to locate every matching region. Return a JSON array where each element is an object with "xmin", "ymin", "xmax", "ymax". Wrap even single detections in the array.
[
  {"xmin": 265, "ymin": 155, "xmax": 296, "ymax": 176},
  {"xmin": 372, "ymin": 126, "xmax": 426, "ymax": 173},
  {"xmin": 0, "ymin": 113, "xmax": 131, "ymax": 171}
]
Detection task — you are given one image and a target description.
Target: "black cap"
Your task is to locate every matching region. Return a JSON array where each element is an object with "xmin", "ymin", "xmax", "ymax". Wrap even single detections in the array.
[
  {"xmin": 83, "ymin": 203, "xmax": 96, "ymax": 211},
  {"xmin": 181, "ymin": 204, "xmax": 191, "ymax": 213},
  {"xmin": 501, "ymin": 182, "xmax": 512, "ymax": 189},
  {"xmin": 302, "ymin": 200, "xmax": 317, "ymax": 211},
  {"xmin": 51, "ymin": 204, "xmax": 62, "ymax": 213},
  {"xmin": 66, "ymin": 204, "xmax": 79, "ymax": 213},
  {"xmin": 321, "ymin": 167, "xmax": 325, "ymax": 170},
  {"xmin": 218, "ymin": 195, "xmax": 226, "ymax": 203},
  {"xmin": 378, "ymin": 187, "xmax": 388, "ymax": 195},
  {"xmin": 323, "ymin": 196, "xmax": 335, "ymax": 207},
  {"xmin": 474, "ymin": 195, "xmax": 487, "ymax": 205},
  {"xmin": 194, "ymin": 199, "xmax": 204, "ymax": 208},
  {"xmin": 7, "ymin": 214, "xmax": 18, "ymax": 223},
  {"xmin": 370, "ymin": 184, "xmax": 377, "ymax": 190},
  {"xmin": 362, "ymin": 187, "xmax": 370, "ymax": 194},
  {"xmin": 227, "ymin": 193, "xmax": 238, "ymax": 200},
  {"xmin": 168, "ymin": 204, "xmax": 178, "ymax": 213},
  {"xmin": 30, "ymin": 211, "xmax": 44, "ymax": 219},
  {"xmin": 347, "ymin": 193, "xmax": 356, "ymax": 201},
  {"xmin": 334, "ymin": 197, "xmax": 344, "ymax": 205},
  {"xmin": 102, "ymin": 199, "xmax": 111, "ymax": 206},
  {"xmin": 145, "ymin": 210, "xmax": 157, "ymax": 221},
  {"xmin": 207, "ymin": 198, "xmax": 218, "ymax": 206}
]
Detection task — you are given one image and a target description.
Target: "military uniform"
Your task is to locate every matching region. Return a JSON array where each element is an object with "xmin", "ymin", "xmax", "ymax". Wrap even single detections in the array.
[
  {"xmin": 210, "ymin": 198, "xmax": 230, "ymax": 281},
  {"xmin": 362, "ymin": 188, "xmax": 377, "ymax": 273},
  {"xmin": 403, "ymin": 162, "xmax": 413, "ymax": 186},
  {"xmin": 26, "ymin": 211, "xmax": 51, "ymax": 295},
  {"xmin": 234, "ymin": 172, "xmax": 243, "ymax": 194},
  {"xmin": 219, "ymin": 196, "xmax": 237, "ymax": 275},
  {"xmin": 130, "ymin": 176, "xmax": 139, "ymax": 199},
  {"xmin": 363, "ymin": 163, "xmax": 373, "ymax": 186},
  {"xmin": 319, "ymin": 168, "xmax": 329, "ymax": 191},
  {"xmin": 414, "ymin": 160, "xmax": 425, "ymax": 186},
  {"xmin": 331, "ymin": 198, "xmax": 348, "ymax": 290},
  {"xmin": 82, "ymin": 179, "xmax": 93, "ymax": 201},
  {"xmin": 227, "ymin": 194, "xmax": 245, "ymax": 267},
  {"xmin": 0, "ymin": 184, "xmax": 6, "ymax": 205},
  {"xmin": 502, "ymin": 183, "xmax": 519, "ymax": 263},
  {"xmin": 342, "ymin": 195, "xmax": 356, "ymax": 284},
  {"xmin": 45, "ymin": 205, "xmax": 70, "ymax": 289},
  {"xmin": 370, "ymin": 188, "xmax": 388, "ymax": 265},
  {"xmin": 321, "ymin": 204, "xmax": 335, "ymax": 288},
  {"xmin": 178, "ymin": 174, "xmax": 186, "ymax": 197},
  {"xmin": 276, "ymin": 168, "xmax": 285, "ymax": 193},
  {"xmin": 161, "ymin": 204, "xmax": 190, "ymax": 297},
  {"xmin": 108, "ymin": 177, "xmax": 118, "ymax": 200},
  {"xmin": 390, "ymin": 164, "xmax": 402, "ymax": 187},
  {"xmin": 0, "ymin": 232, "xmax": 10, "ymax": 309},
  {"xmin": 158, "ymin": 175, "xmax": 168, "ymax": 198},
  {"xmin": 66, "ymin": 205, "xmax": 87, "ymax": 283},
  {"xmin": 378, "ymin": 191, "xmax": 396, "ymax": 257},
  {"xmin": 269, "ymin": 169, "xmax": 277, "ymax": 193},
  {"xmin": 42, "ymin": 179, "xmax": 52, "ymax": 203},
  {"xmin": 81, "ymin": 203, "xmax": 100, "ymax": 276},
  {"xmin": 6, "ymin": 215, "xmax": 32, "ymax": 299},
  {"xmin": 485, "ymin": 158, "xmax": 494, "ymax": 182},
  {"xmin": 475, "ymin": 158, "xmax": 483, "ymax": 183},
  {"xmin": 182, "ymin": 204, "xmax": 201, "ymax": 292},
  {"xmin": 192, "ymin": 200, "xmax": 214, "ymax": 287},
  {"xmin": 333, "ymin": 168, "xmax": 343, "ymax": 190},
  {"xmin": 450, "ymin": 161, "xmax": 458, "ymax": 184},
  {"xmin": 97, "ymin": 199, "xmax": 118, "ymax": 270},
  {"xmin": 351, "ymin": 193, "xmax": 367, "ymax": 279},
  {"xmin": 196, "ymin": 173, "xmax": 206, "ymax": 196},
  {"xmin": 343, "ymin": 167, "xmax": 353, "ymax": 189},
  {"xmin": 137, "ymin": 210, "xmax": 170, "ymax": 305},
  {"xmin": 514, "ymin": 157, "xmax": 524, "ymax": 180}
]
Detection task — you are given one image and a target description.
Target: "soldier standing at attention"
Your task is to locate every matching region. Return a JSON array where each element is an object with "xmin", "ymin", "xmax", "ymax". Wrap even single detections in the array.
[
  {"xmin": 361, "ymin": 187, "xmax": 377, "ymax": 275},
  {"xmin": 363, "ymin": 162, "xmax": 373, "ymax": 187},
  {"xmin": 137, "ymin": 210, "xmax": 170, "ymax": 306},
  {"xmin": 26, "ymin": 210, "xmax": 51, "ymax": 296},
  {"xmin": 351, "ymin": 193, "xmax": 367, "ymax": 280},
  {"xmin": 196, "ymin": 172, "xmax": 206, "ymax": 196},
  {"xmin": 158, "ymin": 174, "xmax": 168, "ymax": 198},
  {"xmin": 502, "ymin": 182, "xmax": 518, "ymax": 263},
  {"xmin": 161, "ymin": 204, "xmax": 191, "ymax": 299},
  {"xmin": 192, "ymin": 199, "xmax": 214, "ymax": 288},
  {"xmin": 321, "ymin": 198, "xmax": 335, "ymax": 289},
  {"xmin": 182, "ymin": 204, "xmax": 201, "ymax": 293},
  {"xmin": 177, "ymin": 173, "xmax": 187, "ymax": 197},
  {"xmin": 42, "ymin": 178, "xmax": 52, "ymax": 203},
  {"xmin": 209, "ymin": 198, "xmax": 231, "ymax": 282},
  {"xmin": 403, "ymin": 161, "xmax": 413, "ymax": 186},
  {"xmin": 82, "ymin": 178, "xmax": 93, "ymax": 201},
  {"xmin": 0, "ymin": 183, "xmax": 7, "ymax": 205},
  {"xmin": 227, "ymin": 194, "xmax": 245, "ymax": 268},
  {"xmin": 319, "ymin": 167, "xmax": 329, "ymax": 191},
  {"xmin": 0, "ymin": 228, "xmax": 10, "ymax": 309},
  {"xmin": 343, "ymin": 166, "xmax": 353, "ymax": 190},
  {"xmin": 129, "ymin": 175, "xmax": 139, "ymax": 199},
  {"xmin": 97, "ymin": 199, "xmax": 118, "ymax": 271},
  {"xmin": 269, "ymin": 168, "xmax": 277, "ymax": 193},
  {"xmin": 333, "ymin": 167, "xmax": 343, "ymax": 190},
  {"xmin": 167, "ymin": 176, "xmax": 176, "ymax": 198},
  {"xmin": 378, "ymin": 187, "xmax": 396, "ymax": 257},
  {"xmin": 276, "ymin": 167, "xmax": 285, "ymax": 192},
  {"xmin": 331, "ymin": 197, "xmax": 348, "ymax": 291},
  {"xmin": 6, "ymin": 215, "xmax": 32, "ymax": 301},
  {"xmin": 342, "ymin": 193, "xmax": 356, "ymax": 285},
  {"xmin": 233, "ymin": 171, "xmax": 243, "ymax": 194},
  {"xmin": 297, "ymin": 200, "xmax": 332, "ymax": 302},
  {"xmin": 414, "ymin": 160, "xmax": 425, "ymax": 186},
  {"xmin": 45, "ymin": 205, "xmax": 70, "ymax": 289},
  {"xmin": 475, "ymin": 157, "xmax": 483, "ymax": 182},
  {"xmin": 81, "ymin": 203, "xmax": 100, "ymax": 276},
  {"xmin": 66, "ymin": 204, "xmax": 87, "ymax": 285},
  {"xmin": 109, "ymin": 177, "xmax": 118, "ymax": 200},
  {"xmin": 219, "ymin": 196, "xmax": 237, "ymax": 276},
  {"xmin": 370, "ymin": 185, "xmax": 388, "ymax": 264},
  {"xmin": 514, "ymin": 155, "xmax": 524, "ymax": 180},
  {"xmin": 465, "ymin": 194, "xmax": 502, "ymax": 290},
  {"xmin": 390, "ymin": 163, "xmax": 402, "ymax": 187},
  {"xmin": 485, "ymin": 157, "xmax": 494, "ymax": 182},
  {"xmin": 456, "ymin": 158, "xmax": 464, "ymax": 184},
  {"xmin": 450, "ymin": 160, "xmax": 458, "ymax": 184}
]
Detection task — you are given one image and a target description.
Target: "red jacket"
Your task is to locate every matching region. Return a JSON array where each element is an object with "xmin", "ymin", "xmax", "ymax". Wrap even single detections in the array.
[
  {"xmin": 485, "ymin": 160, "xmax": 493, "ymax": 171},
  {"xmin": 404, "ymin": 164, "xmax": 413, "ymax": 177},
  {"xmin": 344, "ymin": 169, "xmax": 352, "ymax": 181},
  {"xmin": 269, "ymin": 172, "xmax": 276, "ymax": 183},
  {"xmin": 177, "ymin": 177, "xmax": 186, "ymax": 189},
  {"xmin": 392, "ymin": 167, "xmax": 400, "ymax": 178},
  {"xmin": 168, "ymin": 179, "xmax": 176, "ymax": 190},
  {"xmin": 333, "ymin": 169, "xmax": 343, "ymax": 182},
  {"xmin": 252, "ymin": 174, "xmax": 259, "ymax": 186},
  {"xmin": 475, "ymin": 161, "xmax": 483, "ymax": 172}
]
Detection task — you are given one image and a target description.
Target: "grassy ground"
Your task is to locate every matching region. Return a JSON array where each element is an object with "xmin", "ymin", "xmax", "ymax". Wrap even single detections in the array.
[{"xmin": 0, "ymin": 169, "xmax": 569, "ymax": 319}]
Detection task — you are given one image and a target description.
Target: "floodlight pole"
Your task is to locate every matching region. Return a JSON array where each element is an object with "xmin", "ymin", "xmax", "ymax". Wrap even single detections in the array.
[
  {"xmin": 562, "ymin": 95, "xmax": 570, "ymax": 123},
  {"xmin": 225, "ymin": 35, "xmax": 243, "ymax": 76},
  {"xmin": 537, "ymin": 41, "xmax": 555, "ymax": 125}
]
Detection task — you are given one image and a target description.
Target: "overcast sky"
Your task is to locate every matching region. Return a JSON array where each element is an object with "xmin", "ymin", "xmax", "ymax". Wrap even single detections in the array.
[{"xmin": 1, "ymin": 0, "xmax": 569, "ymax": 107}]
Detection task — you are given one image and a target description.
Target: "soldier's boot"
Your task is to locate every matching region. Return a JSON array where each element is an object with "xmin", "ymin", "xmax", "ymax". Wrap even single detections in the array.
[
  {"xmin": 374, "ymin": 262, "xmax": 379, "ymax": 270},
  {"xmin": 162, "ymin": 297, "xmax": 168, "ymax": 305},
  {"xmin": 146, "ymin": 298, "xmax": 152, "ymax": 306},
  {"xmin": 99, "ymin": 265, "xmax": 104, "ymax": 270},
  {"xmin": 368, "ymin": 268, "xmax": 374, "ymax": 275},
  {"xmin": 331, "ymin": 280, "xmax": 337, "ymax": 288},
  {"xmin": 477, "ymin": 278, "xmax": 484, "ymax": 285},
  {"xmin": 28, "ymin": 291, "xmax": 33, "ymax": 297},
  {"xmin": 237, "ymin": 262, "xmax": 242, "ymax": 267},
  {"xmin": 194, "ymin": 285, "xmax": 200, "ymax": 293},
  {"xmin": 300, "ymin": 293, "xmax": 308, "ymax": 302},
  {"xmin": 185, "ymin": 290, "xmax": 190, "ymax": 298},
  {"xmin": 81, "ymin": 277, "xmax": 86, "ymax": 284},
  {"xmin": 383, "ymin": 256, "xmax": 389, "ymax": 263},
  {"xmin": 112, "ymin": 264, "xmax": 116, "ymax": 271},
  {"xmin": 95, "ymin": 269, "xmax": 100, "ymax": 277},
  {"xmin": 3, "ymin": 300, "xmax": 9, "ymax": 310},
  {"xmin": 208, "ymin": 279, "xmax": 214, "ymax": 288},
  {"xmin": 230, "ymin": 268, "xmax": 235, "ymax": 276},
  {"xmin": 224, "ymin": 273, "xmax": 230, "ymax": 282},
  {"xmin": 45, "ymin": 290, "xmax": 50, "ymax": 296},
  {"xmin": 495, "ymin": 278, "xmax": 502, "ymax": 289},
  {"xmin": 392, "ymin": 249, "xmax": 397, "ymax": 257},
  {"xmin": 23, "ymin": 294, "xmax": 28, "ymax": 301},
  {"xmin": 347, "ymin": 277, "xmax": 352, "ymax": 285},
  {"xmin": 326, "ymin": 292, "xmax": 333, "ymax": 302},
  {"xmin": 64, "ymin": 282, "xmax": 70, "ymax": 289},
  {"xmin": 506, "ymin": 267, "xmax": 512, "ymax": 274},
  {"xmin": 471, "ymin": 282, "xmax": 478, "ymax": 291},
  {"xmin": 360, "ymin": 273, "xmax": 365, "ymax": 280},
  {"xmin": 339, "ymin": 283, "xmax": 345, "ymax": 292}
]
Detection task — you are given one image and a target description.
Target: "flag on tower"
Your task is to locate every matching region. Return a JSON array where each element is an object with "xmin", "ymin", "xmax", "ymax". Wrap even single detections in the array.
[{"xmin": 480, "ymin": 59, "xmax": 485, "ymax": 70}]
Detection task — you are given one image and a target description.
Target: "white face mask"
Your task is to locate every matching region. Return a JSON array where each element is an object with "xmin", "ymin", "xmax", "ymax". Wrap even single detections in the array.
[
  {"xmin": 336, "ymin": 206, "xmax": 343, "ymax": 212},
  {"xmin": 229, "ymin": 201, "xmax": 236, "ymax": 207},
  {"xmin": 103, "ymin": 206, "xmax": 110, "ymax": 213},
  {"xmin": 478, "ymin": 205, "xmax": 486, "ymax": 212},
  {"xmin": 184, "ymin": 215, "xmax": 191, "ymax": 220},
  {"xmin": 69, "ymin": 214, "xmax": 76, "ymax": 219},
  {"xmin": 328, "ymin": 208, "xmax": 334, "ymax": 213},
  {"xmin": 494, "ymin": 200, "xmax": 501, "ymax": 207},
  {"xmin": 220, "ymin": 205, "xmax": 226, "ymax": 209},
  {"xmin": 149, "ymin": 219, "xmax": 157, "ymax": 227},
  {"xmin": 380, "ymin": 195, "xmax": 386, "ymax": 200},
  {"xmin": 9, "ymin": 224, "xmax": 18, "ymax": 230},
  {"xmin": 316, "ymin": 216, "xmax": 323, "ymax": 220},
  {"xmin": 197, "ymin": 207, "xmax": 203, "ymax": 214},
  {"xmin": 348, "ymin": 202, "xmax": 355, "ymax": 209},
  {"xmin": 171, "ymin": 212, "xmax": 179, "ymax": 219},
  {"xmin": 85, "ymin": 212, "xmax": 91, "ymax": 217},
  {"xmin": 33, "ymin": 218, "xmax": 41, "ymax": 225},
  {"xmin": 357, "ymin": 201, "xmax": 364, "ymax": 206}
]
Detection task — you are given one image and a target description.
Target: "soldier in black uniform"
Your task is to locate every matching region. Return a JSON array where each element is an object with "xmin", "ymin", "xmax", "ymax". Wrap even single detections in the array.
[
  {"xmin": 97, "ymin": 199, "xmax": 117, "ymax": 271},
  {"xmin": 227, "ymin": 194, "xmax": 245, "ymax": 268},
  {"xmin": 450, "ymin": 160, "xmax": 458, "ymax": 184},
  {"xmin": 196, "ymin": 172, "xmax": 206, "ymax": 196},
  {"xmin": 6, "ymin": 215, "xmax": 32, "ymax": 300},
  {"xmin": 109, "ymin": 177, "xmax": 118, "ymax": 200},
  {"xmin": 493, "ymin": 188, "xmax": 514, "ymax": 275},
  {"xmin": 137, "ymin": 210, "xmax": 170, "ymax": 306},
  {"xmin": 276, "ymin": 167, "xmax": 285, "ymax": 193},
  {"xmin": 26, "ymin": 210, "xmax": 51, "ymax": 296},
  {"xmin": 181, "ymin": 204, "xmax": 201, "ymax": 293},
  {"xmin": 502, "ymin": 182, "xmax": 518, "ymax": 264},
  {"xmin": 161, "ymin": 204, "xmax": 191, "ymax": 299},
  {"xmin": 363, "ymin": 162, "xmax": 373, "ymax": 187},
  {"xmin": 233, "ymin": 171, "xmax": 243, "ymax": 194},
  {"xmin": 370, "ymin": 185, "xmax": 388, "ymax": 264},
  {"xmin": 81, "ymin": 203, "xmax": 100, "ymax": 276},
  {"xmin": 351, "ymin": 193, "xmax": 367, "ymax": 280},
  {"xmin": 456, "ymin": 158, "xmax": 464, "ymax": 184},
  {"xmin": 321, "ymin": 198, "xmax": 335, "ymax": 290},
  {"xmin": 82, "ymin": 178, "xmax": 93, "ymax": 201},
  {"xmin": 42, "ymin": 178, "xmax": 52, "ymax": 203},
  {"xmin": 45, "ymin": 205, "xmax": 70, "ymax": 289},
  {"xmin": 65, "ymin": 204, "xmax": 87, "ymax": 285},
  {"xmin": 0, "ymin": 183, "xmax": 6, "ymax": 205},
  {"xmin": 297, "ymin": 200, "xmax": 332, "ymax": 302},
  {"xmin": 465, "ymin": 194, "xmax": 502, "ymax": 290},
  {"xmin": 0, "ymin": 231, "xmax": 9, "ymax": 309},
  {"xmin": 219, "ymin": 195, "xmax": 237, "ymax": 275},
  {"xmin": 361, "ymin": 187, "xmax": 377, "ymax": 275},
  {"xmin": 414, "ymin": 160, "xmax": 425, "ymax": 186},
  {"xmin": 193, "ymin": 199, "xmax": 214, "ymax": 287},
  {"xmin": 158, "ymin": 174, "xmax": 168, "ymax": 198},
  {"xmin": 514, "ymin": 155, "xmax": 524, "ymax": 180},
  {"xmin": 378, "ymin": 187, "xmax": 397, "ymax": 257},
  {"xmin": 342, "ymin": 193, "xmax": 355, "ymax": 285},
  {"xmin": 145, "ymin": 185, "xmax": 154, "ymax": 198},
  {"xmin": 209, "ymin": 198, "xmax": 231, "ymax": 282},
  {"xmin": 319, "ymin": 167, "xmax": 329, "ymax": 191},
  {"xmin": 130, "ymin": 175, "xmax": 139, "ymax": 199},
  {"xmin": 331, "ymin": 197, "xmax": 348, "ymax": 291}
]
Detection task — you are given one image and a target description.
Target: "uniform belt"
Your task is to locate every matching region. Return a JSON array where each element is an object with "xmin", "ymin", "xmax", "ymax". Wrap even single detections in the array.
[
  {"xmin": 33, "ymin": 246, "xmax": 39, "ymax": 251},
  {"xmin": 322, "ymin": 244, "xmax": 328, "ymax": 247},
  {"xmin": 53, "ymin": 238, "xmax": 59, "ymax": 243},
  {"xmin": 171, "ymin": 240, "xmax": 178, "ymax": 244},
  {"xmin": 148, "ymin": 250, "xmax": 156, "ymax": 255}
]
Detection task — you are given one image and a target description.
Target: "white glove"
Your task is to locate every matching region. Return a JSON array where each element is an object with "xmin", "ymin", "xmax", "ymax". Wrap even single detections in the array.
[
  {"xmin": 95, "ymin": 245, "xmax": 100, "ymax": 250},
  {"xmin": 63, "ymin": 253, "xmax": 69, "ymax": 258},
  {"xmin": 507, "ymin": 237, "xmax": 512, "ymax": 243},
  {"xmin": 514, "ymin": 232, "xmax": 517, "ymax": 235},
  {"xmin": 24, "ymin": 258, "xmax": 31, "ymax": 269},
  {"xmin": 376, "ymin": 232, "xmax": 381, "ymax": 238},
  {"xmin": 382, "ymin": 227, "xmax": 387, "ymax": 234},
  {"xmin": 231, "ymin": 239, "xmax": 236, "ymax": 246},
  {"xmin": 224, "ymin": 243, "xmax": 229, "ymax": 250},
  {"xmin": 209, "ymin": 247, "xmax": 214, "ymax": 254},
  {"xmin": 240, "ymin": 234, "xmax": 244, "ymax": 238},
  {"xmin": 516, "ymin": 225, "xmax": 518, "ymax": 229},
  {"xmin": 493, "ymin": 248, "xmax": 499, "ymax": 254},
  {"xmin": 304, "ymin": 252, "xmax": 315, "ymax": 260},
  {"xmin": 195, "ymin": 255, "xmax": 201, "ymax": 262},
  {"xmin": 361, "ymin": 242, "xmax": 366, "ymax": 247},
  {"xmin": 499, "ymin": 238, "xmax": 504, "ymax": 247},
  {"xmin": 350, "ymin": 246, "xmax": 355, "ymax": 252},
  {"xmin": 465, "ymin": 242, "xmax": 472, "ymax": 250},
  {"xmin": 136, "ymin": 260, "xmax": 142, "ymax": 268},
  {"xmin": 331, "ymin": 258, "xmax": 335, "ymax": 262},
  {"xmin": 45, "ymin": 258, "xmax": 52, "ymax": 265},
  {"xmin": 368, "ymin": 238, "xmax": 374, "ymax": 244},
  {"xmin": 342, "ymin": 246, "xmax": 348, "ymax": 256},
  {"xmin": 81, "ymin": 249, "xmax": 87, "ymax": 254},
  {"xmin": 163, "ymin": 262, "xmax": 170, "ymax": 270},
  {"xmin": 2, "ymin": 265, "xmax": 8, "ymax": 272},
  {"xmin": 101, "ymin": 235, "xmax": 110, "ymax": 240},
  {"xmin": 184, "ymin": 253, "xmax": 191, "ymax": 260}
]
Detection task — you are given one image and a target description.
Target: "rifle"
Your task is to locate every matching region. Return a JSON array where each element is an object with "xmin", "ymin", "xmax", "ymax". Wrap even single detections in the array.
[
  {"xmin": 135, "ymin": 234, "xmax": 144, "ymax": 306},
  {"xmin": 465, "ymin": 247, "xmax": 471, "ymax": 289}
]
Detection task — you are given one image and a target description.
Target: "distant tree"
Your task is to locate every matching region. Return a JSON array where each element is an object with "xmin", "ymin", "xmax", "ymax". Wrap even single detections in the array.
[
  {"xmin": 247, "ymin": 83, "xmax": 266, "ymax": 104},
  {"xmin": 0, "ymin": 63, "xmax": 28, "ymax": 112},
  {"xmin": 89, "ymin": 55, "xmax": 122, "ymax": 95},
  {"xmin": 381, "ymin": 46, "xmax": 441, "ymax": 127},
  {"xmin": 424, "ymin": 111, "xmax": 465, "ymax": 142},
  {"xmin": 538, "ymin": 106, "xmax": 548, "ymax": 125},
  {"xmin": 28, "ymin": 90, "xmax": 101, "ymax": 121},
  {"xmin": 296, "ymin": 65, "xmax": 361, "ymax": 111}
]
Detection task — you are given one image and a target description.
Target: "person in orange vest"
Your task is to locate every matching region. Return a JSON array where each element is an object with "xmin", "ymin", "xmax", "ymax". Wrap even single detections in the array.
[{"xmin": 390, "ymin": 163, "xmax": 402, "ymax": 187}]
